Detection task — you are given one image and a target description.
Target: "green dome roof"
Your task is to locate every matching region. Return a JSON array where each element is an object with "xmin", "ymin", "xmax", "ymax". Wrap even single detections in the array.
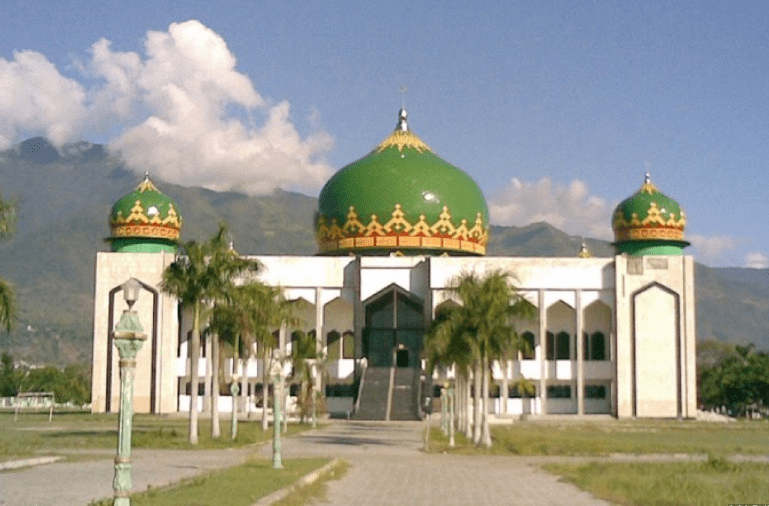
[
  {"xmin": 612, "ymin": 174, "xmax": 689, "ymax": 255},
  {"xmin": 316, "ymin": 109, "xmax": 489, "ymax": 256},
  {"xmin": 108, "ymin": 174, "xmax": 182, "ymax": 252}
]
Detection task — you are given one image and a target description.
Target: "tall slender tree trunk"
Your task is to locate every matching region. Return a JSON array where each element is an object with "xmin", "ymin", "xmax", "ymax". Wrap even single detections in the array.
[
  {"xmin": 481, "ymin": 354, "xmax": 492, "ymax": 447},
  {"xmin": 464, "ymin": 372, "xmax": 472, "ymax": 439},
  {"xmin": 231, "ymin": 334, "xmax": 239, "ymax": 440},
  {"xmin": 211, "ymin": 332, "xmax": 221, "ymax": 438},
  {"xmin": 189, "ymin": 302, "xmax": 201, "ymax": 445},
  {"xmin": 203, "ymin": 336, "xmax": 212, "ymax": 412},
  {"xmin": 500, "ymin": 357, "xmax": 509, "ymax": 416},
  {"xmin": 261, "ymin": 348, "xmax": 270, "ymax": 431},
  {"xmin": 473, "ymin": 360, "xmax": 482, "ymax": 445}
]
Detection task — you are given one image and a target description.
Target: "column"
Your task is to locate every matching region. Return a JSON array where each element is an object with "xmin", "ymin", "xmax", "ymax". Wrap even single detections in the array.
[
  {"xmin": 576, "ymin": 290, "xmax": 584, "ymax": 416},
  {"xmin": 538, "ymin": 289, "xmax": 547, "ymax": 415}
]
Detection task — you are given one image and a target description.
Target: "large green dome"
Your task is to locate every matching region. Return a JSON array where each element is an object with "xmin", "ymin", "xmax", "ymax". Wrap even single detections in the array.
[
  {"xmin": 316, "ymin": 109, "xmax": 489, "ymax": 256},
  {"xmin": 107, "ymin": 173, "xmax": 182, "ymax": 253},
  {"xmin": 612, "ymin": 174, "xmax": 689, "ymax": 256}
]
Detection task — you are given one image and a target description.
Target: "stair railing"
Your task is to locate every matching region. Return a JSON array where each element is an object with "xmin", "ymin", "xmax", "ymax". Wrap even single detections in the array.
[{"xmin": 353, "ymin": 358, "xmax": 368, "ymax": 416}]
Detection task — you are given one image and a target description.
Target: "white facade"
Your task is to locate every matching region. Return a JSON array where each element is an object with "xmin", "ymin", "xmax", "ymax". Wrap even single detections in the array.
[{"xmin": 92, "ymin": 251, "xmax": 696, "ymax": 419}]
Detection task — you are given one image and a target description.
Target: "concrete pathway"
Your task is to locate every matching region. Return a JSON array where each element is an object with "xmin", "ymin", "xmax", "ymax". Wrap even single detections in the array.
[
  {"xmin": 257, "ymin": 421, "xmax": 614, "ymax": 506},
  {"xmin": 0, "ymin": 421, "xmax": 618, "ymax": 506},
  {"xmin": 0, "ymin": 447, "xmax": 253, "ymax": 506}
]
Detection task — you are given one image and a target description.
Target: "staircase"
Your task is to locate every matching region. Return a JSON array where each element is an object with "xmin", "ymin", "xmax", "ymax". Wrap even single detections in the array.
[
  {"xmin": 390, "ymin": 367, "xmax": 420, "ymax": 420},
  {"xmin": 352, "ymin": 367, "xmax": 390, "ymax": 420},
  {"xmin": 353, "ymin": 366, "xmax": 420, "ymax": 421}
]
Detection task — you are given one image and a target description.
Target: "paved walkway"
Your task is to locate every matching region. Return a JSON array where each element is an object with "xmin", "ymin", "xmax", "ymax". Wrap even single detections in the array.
[
  {"xmin": 0, "ymin": 421, "xmax": 614, "ymax": 506},
  {"xmin": 0, "ymin": 447, "xmax": 253, "ymax": 506},
  {"xmin": 256, "ymin": 421, "xmax": 614, "ymax": 506}
]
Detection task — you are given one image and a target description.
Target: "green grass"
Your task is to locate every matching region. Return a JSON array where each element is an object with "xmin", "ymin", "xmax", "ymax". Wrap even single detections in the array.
[
  {"xmin": 427, "ymin": 419, "xmax": 769, "ymax": 456},
  {"xmin": 88, "ymin": 458, "xmax": 330, "ymax": 506},
  {"xmin": 0, "ymin": 412, "xmax": 310, "ymax": 461},
  {"xmin": 544, "ymin": 458, "xmax": 769, "ymax": 506},
  {"xmin": 272, "ymin": 460, "xmax": 350, "ymax": 506}
]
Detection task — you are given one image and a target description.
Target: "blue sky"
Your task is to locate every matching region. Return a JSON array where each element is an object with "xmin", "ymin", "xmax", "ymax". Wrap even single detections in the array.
[{"xmin": 0, "ymin": 1, "xmax": 767, "ymax": 267}]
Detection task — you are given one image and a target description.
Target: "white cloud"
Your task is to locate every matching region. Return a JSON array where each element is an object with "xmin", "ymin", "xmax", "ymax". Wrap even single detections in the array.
[
  {"xmin": 744, "ymin": 251, "xmax": 769, "ymax": 269},
  {"xmin": 0, "ymin": 20, "xmax": 334, "ymax": 194},
  {"xmin": 489, "ymin": 177, "xmax": 613, "ymax": 240},
  {"xmin": 688, "ymin": 234, "xmax": 739, "ymax": 266},
  {"xmin": 0, "ymin": 51, "xmax": 87, "ymax": 148}
]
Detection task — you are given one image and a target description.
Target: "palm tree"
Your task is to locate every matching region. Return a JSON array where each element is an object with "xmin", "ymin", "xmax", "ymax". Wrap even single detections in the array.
[
  {"xmin": 290, "ymin": 330, "xmax": 322, "ymax": 424},
  {"xmin": 161, "ymin": 224, "xmax": 260, "ymax": 444},
  {"xmin": 426, "ymin": 270, "xmax": 533, "ymax": 447},
  {"xmin": 0, "ymin": 195, "xmax": 16, "ymax": 333}
]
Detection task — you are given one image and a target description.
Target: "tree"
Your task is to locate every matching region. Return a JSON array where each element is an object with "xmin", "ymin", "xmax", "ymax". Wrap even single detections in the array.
[
  {"xmin": 0, "ymin": 352, "xmax": 20, "ymax": 396},
  {"xmin": 290, "ymin": 330, "xmax": 321, "ymax": 423},
  {"xmin": 0, "ymin": 195, "xmax": 16, "ymax": 333},
  {"xmin": 161, "ymin": 224, "xmax": 260, "ymax": 444},
  {"xmin": 425, "ymin": 270, "xmax": 534, "ymax": 447}
]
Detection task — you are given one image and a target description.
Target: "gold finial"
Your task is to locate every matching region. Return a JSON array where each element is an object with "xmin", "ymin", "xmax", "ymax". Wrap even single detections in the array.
[
  {"xmin": 578, "ymin": 241, "xmax": 591, "ymax": 258},
  {"xmin": 640, "ymin": 173, "xmax": 658, "ymax": 195}
]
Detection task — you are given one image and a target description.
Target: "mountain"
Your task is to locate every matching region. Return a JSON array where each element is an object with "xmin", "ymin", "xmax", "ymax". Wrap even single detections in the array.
[{"xmin": 0, "ymin": 138, "xmax": 766, "ymax": 365}]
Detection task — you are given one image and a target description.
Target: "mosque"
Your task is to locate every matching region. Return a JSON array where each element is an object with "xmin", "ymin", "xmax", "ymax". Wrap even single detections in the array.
[{"xmin": 90, "ymin": 109, "xmax": 697, "ymax": 419}]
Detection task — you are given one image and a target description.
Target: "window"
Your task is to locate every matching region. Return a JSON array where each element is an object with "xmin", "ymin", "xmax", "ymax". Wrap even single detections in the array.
[
  {"xmin": 521, "ymin": 332, "xmax": 535, "ymax": 359},
  {"xmin": 547, "ymin": 385, "xmax": 571, "ymax": 399},
  {"xmin": 556, "ymin": 331, "xmax": 570, "ymax": 360},
  {"xmin": 326, "ymin": 331, "xmax": 341, "ymax": 360},
  {"xmin": 342, "ymin": 332, "xmax": 355, "ymax": 359},
  {"xmin": 583, "ymin": 332, "xmax": 606, "ymax": 360},
  {"xmin": 547, "ymin": 331, "xmax": 571, "ymax": 360},
  {"xmin": 509, "ymin": 384, "xmax": 536, "ymax": 398},
  {"xmin": 585, "ymin": 385, "xmax": 607, "ymax": 399},
  {"xmin": 590, "ymin": 332, "xmax": 606, "ymax": 361}
]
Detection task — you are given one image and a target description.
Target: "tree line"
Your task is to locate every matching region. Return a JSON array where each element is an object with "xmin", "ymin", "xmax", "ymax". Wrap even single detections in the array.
[
  {"xmin": 698, "ymin": 340, "xmax": 769, "ymax": 418},
  {"xmin": 0, "ymin": 352, "xmax": 91, "ymax": 405}
]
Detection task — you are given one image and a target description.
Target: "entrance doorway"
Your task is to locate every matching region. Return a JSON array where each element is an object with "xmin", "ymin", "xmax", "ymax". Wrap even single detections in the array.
[
  {"xmin": 363, "ymin": 285, "xmax": 424, "ymax": 368},
  {"xmin": 396, "ymin": 348, "xmax": 410, "ymax": 368}
]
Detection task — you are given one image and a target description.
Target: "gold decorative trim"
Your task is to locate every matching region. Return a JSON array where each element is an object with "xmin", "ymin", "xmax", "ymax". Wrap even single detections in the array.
[
  {"xmin": 317, "ymin": 204, "xmax": 488, "ymax": 255},
  {"xmin": 614, "ymin": 227, "xmax": 685, "ymax": 241},
  {"xmin": 375, "ymin": 130, "xmax": 431, "ymax": 154},
  {"xmin": 612, "ymin": 204, "xmax": 686, "ymax": 238},
  {"xmin": 111, "ymin": 223, "xmax": 180, "ymax": 240}
]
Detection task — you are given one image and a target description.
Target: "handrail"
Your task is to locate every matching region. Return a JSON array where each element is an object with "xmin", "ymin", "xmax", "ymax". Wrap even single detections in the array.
[
  {"xmin": 385, "ymin": 364, "xmax": 395, "ymax": 421},
  {"xmin": 353, "ymin": 359, "xmax": 368, "ymax": 415}
]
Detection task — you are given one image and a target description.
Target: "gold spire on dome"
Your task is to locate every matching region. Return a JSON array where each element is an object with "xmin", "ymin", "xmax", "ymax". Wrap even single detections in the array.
[
  {"xmin": 375, "ymin": 108, "xmax": 432, "ymax": 154},
  {"xmin": 137, "ymin": 171, "xmax": 160, "ymax": 193},
  {"xmin": 640, "ymin": 173, "xmax": 659, "ymax": 195},
  {"xmin": 578, "ymin": 241, "xmax": 591, "ymax": 258}
]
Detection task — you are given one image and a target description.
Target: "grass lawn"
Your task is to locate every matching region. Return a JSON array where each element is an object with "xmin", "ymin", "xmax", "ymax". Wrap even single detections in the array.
[
  {"xmin": 0, "ymin": 411, "xmax": 310, "ymax": 462},
  {"xmin": 87, "ymin": 458, "xmax": 331, "ymax": 506},
  {"xmin": 428, "ymin": 419, "xmax": 769, "ymax": 456},
  {"xmin": 544, "ymin": 458, "xmax": 769, "ymax": 506}
]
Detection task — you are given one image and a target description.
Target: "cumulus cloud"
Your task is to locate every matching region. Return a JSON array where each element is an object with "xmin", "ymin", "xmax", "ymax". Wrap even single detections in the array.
[
  {"xmin": 688, "ymin": 234, "xmax": 739, "ymax": 266},
  {"xmin": 0, "ymin": 20, "xmax": 334, "ymax": 194},
  {"xmin": 489, "ymin": 177, "xmax": 613, "ymax": 240},
  {"xmin": 0, "ymin": 51, "xmax": 87, "ymax": 148},
  {"xmin": 744, "ymin": 251, "xmax": 769, "ymax": 269}
]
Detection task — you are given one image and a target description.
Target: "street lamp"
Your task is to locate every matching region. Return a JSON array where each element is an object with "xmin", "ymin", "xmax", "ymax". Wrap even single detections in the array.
[
  {"xmin": 112, "ymin": 278, "xmax": 147, "ymax": 506},
  {"xmin": 270, "ymin": 352, "xmax": 288, "ymax": 469}
]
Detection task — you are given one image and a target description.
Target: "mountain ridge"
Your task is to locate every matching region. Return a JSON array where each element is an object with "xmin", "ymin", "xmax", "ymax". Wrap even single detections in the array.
[{"xmin": 0, "ymin": 139, "xmax": 765, "ymax": 365}]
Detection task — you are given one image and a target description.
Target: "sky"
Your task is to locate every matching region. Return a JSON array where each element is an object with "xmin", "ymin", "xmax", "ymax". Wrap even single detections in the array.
[{"xmin": 0, "ymin": 1, "xmax": 767, "ymax": 268}]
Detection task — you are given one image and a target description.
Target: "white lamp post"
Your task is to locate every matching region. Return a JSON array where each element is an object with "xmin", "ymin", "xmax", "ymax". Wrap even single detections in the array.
[{"xmin": 112, "ymin": 278, "xmax": 147, "ymax": 506}]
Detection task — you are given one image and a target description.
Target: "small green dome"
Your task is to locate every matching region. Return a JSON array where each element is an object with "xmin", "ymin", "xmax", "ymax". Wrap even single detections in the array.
[
  {"xmin": 108, "ymin": 174, "xmax": 182, "ymax": 253},
  {"xmin": 612, "ymin": 174, "xmax": 689, "ymax": 256},
  {"xmin": 316, "ymin": 109, "xmax": 489, "ymax": 256}
]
